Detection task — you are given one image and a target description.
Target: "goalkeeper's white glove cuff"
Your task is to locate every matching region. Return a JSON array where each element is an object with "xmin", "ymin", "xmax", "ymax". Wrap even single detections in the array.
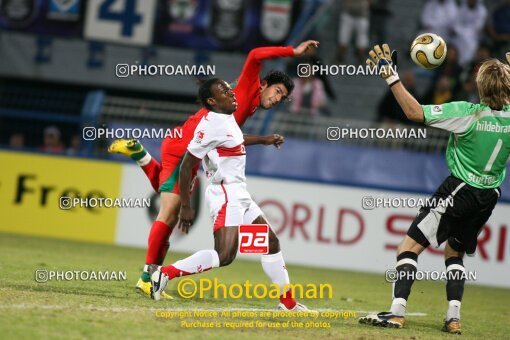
[{"xmin": 385, "ymin": 74, "xmax": 400, "ymax": 87}]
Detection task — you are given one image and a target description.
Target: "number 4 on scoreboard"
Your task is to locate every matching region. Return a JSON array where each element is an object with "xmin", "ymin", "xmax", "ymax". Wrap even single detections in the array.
[
  {"xmin": 99, "ymin": 0, "xmax": 142, "ymax": 37},
  {"xmin": 84, "ymin": 0, "xmax": 157, "ymax": 46}
]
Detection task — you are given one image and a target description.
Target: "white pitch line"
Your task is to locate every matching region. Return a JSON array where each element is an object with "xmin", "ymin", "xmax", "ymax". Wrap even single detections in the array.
[{"xmin": 0, "ymin": 304, "xmax": 427, "ymax": 316}]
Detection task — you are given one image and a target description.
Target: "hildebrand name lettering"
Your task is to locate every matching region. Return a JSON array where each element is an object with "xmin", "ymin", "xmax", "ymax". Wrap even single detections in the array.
[{"xmin": 476, "ymin": 121, "xmax": 510, "ymax": 133}]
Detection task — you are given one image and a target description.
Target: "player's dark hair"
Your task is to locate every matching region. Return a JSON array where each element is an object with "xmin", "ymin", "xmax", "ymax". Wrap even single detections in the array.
[
  {"xmin": 198, "ymin": 78, "xmax": 222, "ymax": 110},
  {"xmin": 262, "ymin": 70, "xmax": 295, "ymax": 96}
]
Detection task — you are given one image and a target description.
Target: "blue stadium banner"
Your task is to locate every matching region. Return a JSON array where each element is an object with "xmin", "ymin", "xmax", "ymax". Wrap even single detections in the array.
[
  {"xmin": 47, "ymin": 0, "xmax": 81, "ymax": 21},
  {"xmin": 0, "ymin": 0, "xmax": 303, "ymax": 51},
  {"xmin": 153, "ymin": 0, "xmax": 300, "ymax": 51}
]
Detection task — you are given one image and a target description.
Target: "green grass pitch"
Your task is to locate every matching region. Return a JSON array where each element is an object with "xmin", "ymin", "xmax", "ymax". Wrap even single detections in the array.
[{"xmin": 1, "ymin": 232, "xmax": 509, "ymax": 339}]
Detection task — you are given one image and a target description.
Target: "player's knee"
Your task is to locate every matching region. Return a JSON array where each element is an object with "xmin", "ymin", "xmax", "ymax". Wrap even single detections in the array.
[
  {"xmin": 398, "ymin": 234, "xmax": 427, "ymax": 256},
  {"xmin": 156, "ymin": 211, "xmax": 179, "ymax": 227},
  {"xmin": 445, "ymin": 238, "xmax": 465, "ymax": 259},
  {"xmin": 397, "ymin": 240, "xmax": 412, "ymax": 255}
]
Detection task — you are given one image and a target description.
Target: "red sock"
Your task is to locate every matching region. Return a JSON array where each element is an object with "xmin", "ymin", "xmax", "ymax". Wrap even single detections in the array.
[
  {"xmin": 145, "ymin": 221, "xmax": 173, "ymax": 265},
  {"xmin": 161, "ymin": 265, "xmax": 191, "ymax": 280},
  {"xmin": 141, "ymin": 158, "xmax": 162, "ymax": 192},
  {"xmin": 280, "ymin": 289, "xmax": 297, "ymax": 309}
]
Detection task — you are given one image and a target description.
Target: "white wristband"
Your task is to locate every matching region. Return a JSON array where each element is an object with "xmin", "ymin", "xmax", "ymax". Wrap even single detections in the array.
[{"xmin": 385, "ymin": 74, "xmax": 400, "ymax": 86}]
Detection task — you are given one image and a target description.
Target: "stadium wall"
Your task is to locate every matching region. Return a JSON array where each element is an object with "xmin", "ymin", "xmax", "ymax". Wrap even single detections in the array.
[
  {"xmin": 117, "ymin": 169, "xmax": 510, "ymax": 289},
  {"xmin": 2, "ymin": 150, "xmax": 508, "ymax": 287}
]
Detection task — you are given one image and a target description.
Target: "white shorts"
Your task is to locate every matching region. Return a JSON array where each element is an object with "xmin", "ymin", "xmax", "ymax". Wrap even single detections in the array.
[{"xmin": 205, "ymin": 182, "xmax": 263, "ymax": 232}]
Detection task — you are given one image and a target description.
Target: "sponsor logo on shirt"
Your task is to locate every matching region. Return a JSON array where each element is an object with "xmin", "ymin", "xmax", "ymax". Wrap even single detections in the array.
[
  {"xmin": 194, "ymin": 130, "xmax": 205, "ymax": 143},
  {"xmin": 468, "ymin": 172, "xmax": 497, "ymax": 186}
]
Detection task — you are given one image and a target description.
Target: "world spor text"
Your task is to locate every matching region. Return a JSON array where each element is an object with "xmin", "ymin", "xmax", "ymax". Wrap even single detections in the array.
[{"xmin": 254, "ymin": 200, "xmax": 508, "ymax": 263}]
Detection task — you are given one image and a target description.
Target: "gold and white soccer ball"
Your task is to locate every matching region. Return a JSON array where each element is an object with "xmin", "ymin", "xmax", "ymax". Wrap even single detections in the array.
[{"xmin": 410, "ymin": 33, "xmax": 447, "ymax": 69}]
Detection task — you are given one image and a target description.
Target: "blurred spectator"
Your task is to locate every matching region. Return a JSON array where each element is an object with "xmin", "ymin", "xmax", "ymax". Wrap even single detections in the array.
[
  {"xmin": 9, "ymin": 133, "xmax": 25, "ymax": 149},
  {"xmin": 455, "ymin": 74, "xmax": 480, "ymax": 103},
  {"xmin": 423, "ymin": 75, "xmax": 453, "ymax": 105},
  {"xmin": 463, "ymin": 44, "xmax": 491, "ymax": 82},
  {"xmin": 452, "ymin": 0, "xmax": 488, "ymax": 66},
  {"xmin": 291, "ymin": 71, "xmax": 327, "ymax": 117},
  {"xmin": 431, "ymin": 45, "xmax": 463, "ymax": 97},
  {"xmin": 287, "ymin": 51, "xmax": 336, "ymax": 116},
  {"xmin": 486, "ymin": 0, "xmax": 510, "ymax": 55},
  {"xmin": 66, "ymin": 134, "xmax": 81, "ymax": 156},
  {"xmin": 337, "ymin": 0, "xmax": 370, "ymax": 64},
  {"xmin": 377, "ymin": 70, "xmax": 418, "ymax": 124},
  {"xmin": 420, "ymin": 0, "xmax": 458, "ymax": 42},
  {"xmin": 39, "ymin": 125, "xmax": 64, "ymax": 153},
  {"xmin": 370, "ymin": 0, "xmax": 392, "ymax": 44}
]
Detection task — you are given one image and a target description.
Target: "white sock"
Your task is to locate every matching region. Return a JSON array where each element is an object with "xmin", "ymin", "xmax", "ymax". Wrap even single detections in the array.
[
  {"xmin": 137, "ymin": 153, "xmax": 152, "ymax": 166},
  {"xmin": 447, "ymin": 300, "xmax": 461, "ymax": 320},
  {"xmin": 390, "ymin": 297, "xmax": 407, "ymax": 316},
  {"xmin": 261, "ymin": 252, "xmax": 290, "ymax": 293},
  {"xmin": 172, "ymin": 250, "xmax": 220, "ymax": 274}
]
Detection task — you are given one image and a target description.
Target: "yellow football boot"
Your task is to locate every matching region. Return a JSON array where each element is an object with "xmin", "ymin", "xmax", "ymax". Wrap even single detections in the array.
[
  {"xmin": 136, "ymin": 278, "xmax": 173, "ymax": 299},
  {"xmin": 108, "ymin": 139, "xmax": 147, "ymax": 161}
]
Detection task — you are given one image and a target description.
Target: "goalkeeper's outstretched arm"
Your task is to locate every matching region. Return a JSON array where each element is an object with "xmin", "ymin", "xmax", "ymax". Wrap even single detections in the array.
[
  {"xmin": 366, "ymin": 43, "xmax": 424, "ymax": 123},
  {"xmin": 390, "ymin": 82, "xmax": 424, "ymax": 123},
  {"xmin": 393, "ymin": 51, "xmax": 509, "ymax": 122}
]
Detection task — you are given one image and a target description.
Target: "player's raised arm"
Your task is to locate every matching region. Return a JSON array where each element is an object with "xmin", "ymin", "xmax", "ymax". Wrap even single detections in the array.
[
  {"xmin": 244, "ymin": 134, "xmax": 285, "ymax": 149},
  {"xmin": 293, "ymin": 40, "xmax": 321, "ymax": 57},
  {"xmin": 366, "ymin": 44, "xmax": 424, "ymax": 123},
  {"xmin": 389, "ymin": 83, "xmax": 424, "ymax": 123},
  {"xmin": 236, "ymin": 40, "xmax": 319, "ymax": 88}
]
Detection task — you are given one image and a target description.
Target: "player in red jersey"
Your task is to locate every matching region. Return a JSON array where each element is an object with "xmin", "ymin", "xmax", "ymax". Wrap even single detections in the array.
[
  {"xmin": 150, "ymin": 78, "xmax": 309, "ymax": 311},
  {"xmin": 108, "ymin": 41, "xmax": 319, "ymax": 297}
]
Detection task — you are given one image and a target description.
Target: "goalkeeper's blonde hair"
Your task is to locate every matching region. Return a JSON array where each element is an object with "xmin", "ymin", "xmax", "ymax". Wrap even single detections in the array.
[{"xmin": 476, "ymin": 58, "xmax": 510, "ymax": 110}]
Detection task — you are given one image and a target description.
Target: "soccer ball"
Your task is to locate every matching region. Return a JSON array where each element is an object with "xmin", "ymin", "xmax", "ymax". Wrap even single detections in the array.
[{"xmin": 410, "ymin": 33, "xmax": 447, "ymax": 69}]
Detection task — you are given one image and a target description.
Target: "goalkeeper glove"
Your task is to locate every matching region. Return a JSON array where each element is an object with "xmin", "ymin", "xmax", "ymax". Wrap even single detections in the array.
[{"xmin": 366, "ymin": 44, "xmax": 399, "ymax": 87}]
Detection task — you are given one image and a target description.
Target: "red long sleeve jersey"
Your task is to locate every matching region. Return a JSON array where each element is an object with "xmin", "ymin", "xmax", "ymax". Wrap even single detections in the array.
[{"xmin": 165, "ymin": 46, "xmax": 295, "ymax": 157}]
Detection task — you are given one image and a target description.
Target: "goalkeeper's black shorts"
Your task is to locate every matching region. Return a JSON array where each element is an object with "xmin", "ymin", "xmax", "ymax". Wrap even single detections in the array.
[{"xmin": 407, "ymin": 175, "xmax": 500, "ymax": 256}]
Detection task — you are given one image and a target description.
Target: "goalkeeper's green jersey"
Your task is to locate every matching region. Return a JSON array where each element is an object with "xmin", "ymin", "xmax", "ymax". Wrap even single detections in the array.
[{"xmin": 423, "ymin": 102, "xmax": 510, "ymax": 189}]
